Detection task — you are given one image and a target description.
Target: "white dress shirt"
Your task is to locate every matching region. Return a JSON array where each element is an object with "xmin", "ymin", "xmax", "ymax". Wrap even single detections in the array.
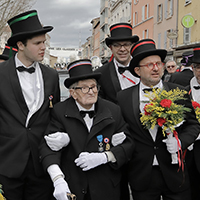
[
  {"xmin": 15, "ymin": 54, "xmax": 44, "ymax": 127},
  {"xmin": 114, "ymin": 58, "xmax": 140, "ymax": 90},
  {"xmin": 139, "ymin": 81, "xmax": 163, "ymax": 165}
]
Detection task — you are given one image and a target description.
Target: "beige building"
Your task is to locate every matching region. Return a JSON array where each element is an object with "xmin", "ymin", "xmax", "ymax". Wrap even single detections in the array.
[
  {"xmin": 174, "ymin": 0, "xmax": 200, "ymax": 61},
  {"xmin": 153, "ymin": 0, "xmax": 178, "ymax": 61}
]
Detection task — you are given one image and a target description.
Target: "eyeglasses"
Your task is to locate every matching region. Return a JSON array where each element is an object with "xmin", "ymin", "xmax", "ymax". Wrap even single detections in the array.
[
  {"xmin": 139, "ymin": 61, "xmax": 164, "ymax": 70},
  {"xmin": 194, "ymin": 64, "xmax": 200, "ymax": 70},
  {"xmin": 73, "ymin": 85, "xmax": 100, "ymax": 94},
  {"xmin": 112, "ymin": 42, "xmax": 132, "ymax": 50},
  {"xmin": 166, "ymin": 65, "xmax": 176, "ymax": 69}
]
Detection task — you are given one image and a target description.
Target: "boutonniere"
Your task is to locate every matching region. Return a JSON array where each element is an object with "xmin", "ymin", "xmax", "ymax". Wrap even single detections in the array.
[
  {"xmin": 140, "ymin": 87, "xmax": 191, "ymax": 167},
  {"xmin": 0, "ymin": 184, "xmax": 5, "ymax": 200},
  {"xmin": 49, "ymin": 95, "xmax": 53, "ymax": 108}
]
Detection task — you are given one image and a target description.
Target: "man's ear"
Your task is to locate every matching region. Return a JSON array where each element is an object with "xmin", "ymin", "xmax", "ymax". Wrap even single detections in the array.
[
  {"xmin": 134, "ymin": 67, "xmax": 140, "ymax": 77},
  {"xmin": 16, "ymin": 41, "xmax": 24, "ymax": 51},
  {"xmin": 69, "ymin": 89, "xmax": 77, "ymax": 100}
]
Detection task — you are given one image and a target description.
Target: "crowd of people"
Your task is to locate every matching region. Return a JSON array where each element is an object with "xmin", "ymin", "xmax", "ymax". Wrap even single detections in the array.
[{"xmin": 1, "ymin": 9, "xmax": 200, "ymax": 200}]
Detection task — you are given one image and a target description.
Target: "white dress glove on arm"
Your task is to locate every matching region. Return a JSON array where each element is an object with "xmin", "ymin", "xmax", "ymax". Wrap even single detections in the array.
[
  {"xmin": 53, "ymin": 177, "xmax": 70, "ymax": 200},
  {"xmin": 44, "ymin": 132, "xmax": 70, "ymax": 151},
  {"xmin": 163, "ymin": 137, "xmax": 181, "ymax": 154},
  {"xmin": 111, "ymin": 132, "xmax": 126, "ymax": 146},
  {"xmin": 47, "ymin": 164, "xmax": 71, "ymax": 200},
  {"xmin": 74, "ymin": 152, "xmax": 108, "ymax": 171}
]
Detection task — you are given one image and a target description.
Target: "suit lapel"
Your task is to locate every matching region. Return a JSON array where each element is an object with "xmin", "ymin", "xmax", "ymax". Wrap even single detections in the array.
[
  {"xmin": 109, "ymin": 61, "xmax": 121, "ymax": 93},
  {"xmin": 8, "ymin": 58, "xmax": 29, "ymax": 116}
]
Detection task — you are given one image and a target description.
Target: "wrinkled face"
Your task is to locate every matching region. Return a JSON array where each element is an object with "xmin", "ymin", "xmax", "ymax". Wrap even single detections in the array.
[
  {"xmin": 165, "ymin": 61, "xmax": 177, "ymax": 74},
  {"xmin": 193, "ymin": 64, "xmax": 200, "ymax": 84},
  {"xmin": 134, "ymin": 55, "xmax": 164, "ymax": 87},
  {"xmin": 17, "ymin": 34, "xmax": 46, "ymax": 67},
  {"xmin": 110, "ymin": 40, "xmax": 133, "ymax": 66},
  {"xmin": 70, "ymin": 79, "xmax": 98, "ymax": 109}
]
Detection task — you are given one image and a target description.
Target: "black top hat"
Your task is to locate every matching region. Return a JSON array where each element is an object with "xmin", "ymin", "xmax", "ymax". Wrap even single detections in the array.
[
  {"xmin": 105, "ymin": 23, "xmax": 139, "ymax": 46},
  {"xmin": 180, "ymin": 51, "xmax": 193, "ymax": 66},
  {"xmin": 64, "ymin": 59, "xmax": 102, "ymax": 88},
  {"xmin": 7, "ymin": 10, "xmax": 53, "ymax": 46},
  {"xmin": 192, "ymin": 46, "xmax": 200, "ymax": 64},
  {"xmin": 129, "ymin": 39, "xmax": 167, "ymax": 77},
  {"xmin": 0, "ymin": 45, "xmax": 18, "ymax": 60}
]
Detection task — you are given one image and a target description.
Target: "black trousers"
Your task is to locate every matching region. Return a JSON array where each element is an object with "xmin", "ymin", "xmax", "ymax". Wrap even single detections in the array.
[
  {"xmin": 0, "ymin": 155, "xmax": 54, "ymax": 200},
  {"xmin": 131, "ymin": 166, "xmax": 191, "ymax": 200}
]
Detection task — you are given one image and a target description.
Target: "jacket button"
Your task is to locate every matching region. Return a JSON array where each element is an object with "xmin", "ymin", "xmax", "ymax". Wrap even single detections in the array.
[{"xmin": 82, "ymin": 189, "xmax": 86, "ymax": 194}]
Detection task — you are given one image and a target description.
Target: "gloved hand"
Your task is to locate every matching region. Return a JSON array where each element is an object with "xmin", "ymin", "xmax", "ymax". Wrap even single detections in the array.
[
  {"xmin": 163, "ymin": 137, "xmax": 181, "ymax": 154},
  {"xmin": 74, "ymin": 152, "xmax": 107, "ymax": 171},
  {"xmin": 53, "ymin": 177, "xmax": 71, "ymax": 200},
  {"xmin": 44, "ymin": 132, "xmax": 70, "ymax": 151},
  {"xmin": 111, "ymin": 132, "xmax": 126, "ymax": 146}
]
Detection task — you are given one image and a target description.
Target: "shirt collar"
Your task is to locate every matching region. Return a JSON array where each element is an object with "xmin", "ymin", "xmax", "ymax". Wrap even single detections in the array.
[{"xmin": 15, "ymin": 53, "xmax": 36, "ymax": 69}]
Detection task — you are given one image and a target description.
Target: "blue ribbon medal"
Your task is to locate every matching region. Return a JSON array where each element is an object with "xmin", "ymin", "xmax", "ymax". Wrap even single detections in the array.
[{"xmin": 97, "ymin": 135, "xmax": 104, "ymax": 152}]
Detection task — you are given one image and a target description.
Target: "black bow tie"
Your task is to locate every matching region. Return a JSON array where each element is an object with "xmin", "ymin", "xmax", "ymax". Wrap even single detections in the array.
[
  {"xmin": 118, "ymin": 67, "xmax": 129, "ymax": 74},
  {"xmin": 193, "ymin": 86, "xmax": 200, "ymax": 90},
  {"xmin": 143, "ymin": 87, "xmax": 159, "ymax": 93},
  {"xmin": 17, "ymin": 66, "xmax": 35, "ymax": 74},
  {"xmin": 80, "ymin": 110, "xmax": 95, "ymax": 118}
]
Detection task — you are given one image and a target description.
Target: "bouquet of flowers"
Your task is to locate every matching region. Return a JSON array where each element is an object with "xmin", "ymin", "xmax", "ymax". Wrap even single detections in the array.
[
  {"xmin": 0, "ymin": 185, "xmax": 5, "ymax": 200},
  {"xmin": 140, "ymin": 87, "xmax": 191, "ymax": 164},
  {"xmin": 192, "ymin": 101, "xmax": 200, "ymax": 123}
]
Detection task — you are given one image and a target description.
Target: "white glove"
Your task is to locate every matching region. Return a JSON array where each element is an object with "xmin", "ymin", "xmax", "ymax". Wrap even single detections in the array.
[
  {"xmin": 53, "ymin": 177, "xmax": 71, "ymax": 200},
  {"xmin": 111, "ymin": 132, "xmax": 126, "ymax": 146},
  {"xmin": 163, "ymin": 137, "xmax": 181, "ymax": 154},
  {"xmin": 74, "ymin": 152, "xmax": 107, "ymax": 171},
  {"xmin": 44, "ymin": 132, "xmax": 70, "ymax": 151}
]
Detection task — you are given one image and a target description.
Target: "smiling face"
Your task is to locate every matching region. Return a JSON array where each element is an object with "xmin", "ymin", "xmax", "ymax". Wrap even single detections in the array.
[
  {"xmin": 134, "ymin": 55, "xmax": 164, "ymax": 87},
  {"xmin": 110, "ymin": 40, "xmax": 133, "ymax": 66},
  {"xmin": 70, "ymin": 79, "xmax": 98, "ymax": 109},
  {"xmin": 17, "ymin": 34, "xmax": 46, "ymax": 67}
]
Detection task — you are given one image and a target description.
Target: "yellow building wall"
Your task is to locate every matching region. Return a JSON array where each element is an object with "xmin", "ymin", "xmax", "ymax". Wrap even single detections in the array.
[{"xmin": 178, "ymin": 1, "xmax": 200, "ymax": 46}]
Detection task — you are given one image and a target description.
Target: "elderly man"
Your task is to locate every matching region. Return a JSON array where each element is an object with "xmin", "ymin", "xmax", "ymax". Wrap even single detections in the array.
[
  {"xmin": 117, "ymin": 39, "xmax": 200, "ymax": 200},
  {"xmin": 96, "ymin": 22, "xmax": 140, "ymax": 104},
  {"xmin": 39, "ymin": 59, "xmax": 134, "ymax": 200}
]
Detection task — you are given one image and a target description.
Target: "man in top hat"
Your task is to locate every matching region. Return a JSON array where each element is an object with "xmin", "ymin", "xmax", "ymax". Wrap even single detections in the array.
[
  {"xmin": 0, "ymin": 10, "xmax": 60, "ymax": 200},
  {"xmin": 169, "ymin": 51, "xmax": 194, "ymax": 87},
  {"xmin": 95, "ymin": 22, "xmax": 140, "ymax": 104},
  {"xmin": 39, "ymin": 59, "xmax": 134, "ymax": 200},
  {"xmin": 183, "ymin": 46, "xmax": 200, "ymax": 200},
  {"xmin": 117, "ymin": 39, "xmax": 200, "ymax": 200},
  {"xmin": 0, "ymin": 44, "xmax": 18, "ymax": 63}
]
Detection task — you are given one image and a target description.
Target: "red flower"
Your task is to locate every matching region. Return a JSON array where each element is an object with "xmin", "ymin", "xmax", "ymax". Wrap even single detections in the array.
[
  {"xmin": 160, "ymin": 99, "xmax": 172, "ymax": 108},
  {"xmin": 144, "ymin": 103, "xmax": 152, "ymax": 115},
  {"xmin": 157, "ymin": 118, "xmax": 167, "ymax": 127},
  {"xmin": 192, "ymin": 101, "xmax": 200, "ymax": 109}
]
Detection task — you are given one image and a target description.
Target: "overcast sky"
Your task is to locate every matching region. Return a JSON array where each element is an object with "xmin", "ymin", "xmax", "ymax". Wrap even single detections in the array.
[{"xmin": 32, "ymin": 0, "xmax": 100, "ymax": 48}]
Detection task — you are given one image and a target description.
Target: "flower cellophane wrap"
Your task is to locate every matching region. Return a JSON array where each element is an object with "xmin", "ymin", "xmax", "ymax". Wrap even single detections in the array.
[{"xmin": 140, "ymin": 87, "xmax": 191, "ymax": 166}]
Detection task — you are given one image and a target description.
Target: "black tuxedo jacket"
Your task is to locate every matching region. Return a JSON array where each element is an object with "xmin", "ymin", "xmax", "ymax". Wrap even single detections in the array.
[
  {"xmin": 117, "ymin": 82, "xmax": 200, "ymax": 193},
  {"xmin": 39, "ymin": 97, "xmax": 134, "ymax": 200},
  {"xmin": 169, "ymin": 69, "xmax": 194, "ymax": 87},
  {"xmin": 0, "ymin": 57, "xmax": 60, "ymax": 178},
  {"xmin": 96, "ymin": 60, "xmax": 123, "ymax": 104}
]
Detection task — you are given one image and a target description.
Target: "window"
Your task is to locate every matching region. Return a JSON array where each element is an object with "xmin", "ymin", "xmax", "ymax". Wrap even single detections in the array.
[
  {"xmin": 158, "ymin": 33, "xmax": 161, "ymax": 48},
  {"xmin": 165, "ymin": 0, "xmax": 173, "ymax": 19},
  {"xmin": 185, "ymin": 0, "xmax": 191, "ymax": 5},
  {"xmin": 157, "ymin": 4, "xmax": 163, "ymax": 22},
  {"xmin": 142, "ymin": 4, "xmax": 149, "ymax": 21},
  {"xmin": 133, "ymin": 12, "xmax": 138, "ymax": 26},
  {"xmin": 183, "ymin": 28, "xmax": 191, "ymax": 44},
  {"xmin": 143, "ymin": 29, "xmax": 149, "ymax": 39},
  {"xmin": 164, "ymin": 31, "xmax": 167, "ymax": 49}
]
